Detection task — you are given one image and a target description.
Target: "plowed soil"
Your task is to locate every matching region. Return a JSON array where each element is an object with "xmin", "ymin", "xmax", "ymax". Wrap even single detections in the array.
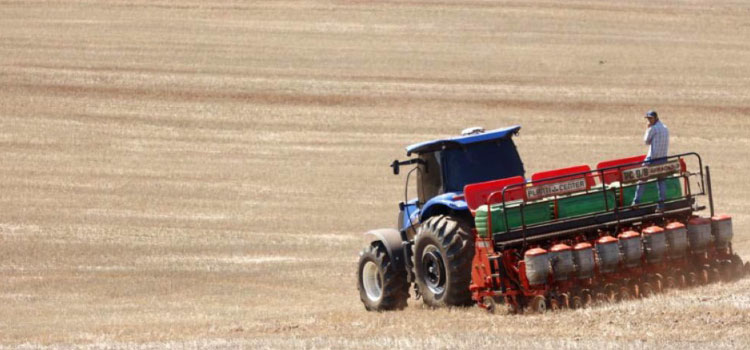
[{"xmin": 2, "ymin": 1, "xmax": 750, "ymax": 349}]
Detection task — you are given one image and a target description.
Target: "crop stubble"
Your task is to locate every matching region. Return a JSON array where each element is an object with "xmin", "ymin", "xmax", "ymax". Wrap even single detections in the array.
[{"xmin": 1, "ymin": 0, "xmax": 750, "ymax": 349}]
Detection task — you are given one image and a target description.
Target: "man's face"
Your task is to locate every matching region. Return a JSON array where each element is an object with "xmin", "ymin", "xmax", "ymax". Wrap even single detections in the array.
[{"xmin": 646, "ymin": 116, "xmax": 657, "ymax": 126}]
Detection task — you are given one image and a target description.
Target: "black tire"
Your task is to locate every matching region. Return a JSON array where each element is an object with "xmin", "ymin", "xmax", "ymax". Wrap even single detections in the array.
[
  {"xmin": 357, "ymin": 243, "xmax": 410, "ymax": 311},
  {"xmin": 412, "ymin": 215, "xmax": 475, "ymax": 307}
]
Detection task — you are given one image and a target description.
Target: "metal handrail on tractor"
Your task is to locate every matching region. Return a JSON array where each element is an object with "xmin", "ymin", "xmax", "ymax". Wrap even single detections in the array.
[{"xmin": 482, "ymin": 152, "xmax": 705, "ymax": 246}]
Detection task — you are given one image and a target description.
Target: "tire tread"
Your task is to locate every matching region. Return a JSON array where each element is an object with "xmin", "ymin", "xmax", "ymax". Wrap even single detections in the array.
[
  {"xmin": 357, "ymin": 244, "xmax": 410, "ymax": 311},
  {"xmin": 412, "ymin": 214, "xmax": 474, "ymax": 307}
]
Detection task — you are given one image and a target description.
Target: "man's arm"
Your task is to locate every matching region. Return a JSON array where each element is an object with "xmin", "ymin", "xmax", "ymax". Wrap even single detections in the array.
[{"xmin": 644, "ymin": 126, "xmax": 653, "ymax": 145}]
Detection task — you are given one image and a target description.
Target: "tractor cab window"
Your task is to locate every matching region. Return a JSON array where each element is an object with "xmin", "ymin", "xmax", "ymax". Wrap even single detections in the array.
[
  {"xmin": 442, "ymin": 139, "xmax": 525, "ymax": 193},
  {"xmin": 418, "ymin": 152, "xmax": 442, "ymax": 204}
]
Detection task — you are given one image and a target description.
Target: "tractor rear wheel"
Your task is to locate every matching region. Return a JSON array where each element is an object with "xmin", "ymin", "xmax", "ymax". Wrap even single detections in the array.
[
  {"xmin": 412, "ymin": 215, "xmax": 474, "ymax": 307},
  {"xmin": 357, "ymin": 243, "xmax": 410, "ymax": 311}
]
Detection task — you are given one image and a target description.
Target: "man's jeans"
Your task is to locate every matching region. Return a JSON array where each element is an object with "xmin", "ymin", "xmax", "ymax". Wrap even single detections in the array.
[{"xmin": 632, "ymin": 157, "xmax": 667, "ymax": 209}]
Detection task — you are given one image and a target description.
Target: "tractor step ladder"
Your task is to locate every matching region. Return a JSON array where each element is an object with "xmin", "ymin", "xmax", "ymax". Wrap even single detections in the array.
[{"xmin": 487, "ymin": 254, "xmax": 504, "ymax": 293}]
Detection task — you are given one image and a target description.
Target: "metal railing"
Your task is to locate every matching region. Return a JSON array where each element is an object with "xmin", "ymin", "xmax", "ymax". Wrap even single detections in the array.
[{"xmin": 483, "ymin": 152, "xmax": 705, "ymax": 244}]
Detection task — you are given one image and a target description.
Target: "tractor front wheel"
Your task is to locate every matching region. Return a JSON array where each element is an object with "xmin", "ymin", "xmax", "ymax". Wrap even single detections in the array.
[
  {"xmin": 412, "ymin": 215, "xmax": 474, "ymax": 308},
  {"xmin": 357, "ymin": 243, "xmax": 410, "ymax": 311}
]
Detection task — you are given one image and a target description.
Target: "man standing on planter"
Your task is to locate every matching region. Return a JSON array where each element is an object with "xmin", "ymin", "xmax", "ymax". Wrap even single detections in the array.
[{"xmin": 632, "ymin": 110, "xmax": 670, "ymax": 212}]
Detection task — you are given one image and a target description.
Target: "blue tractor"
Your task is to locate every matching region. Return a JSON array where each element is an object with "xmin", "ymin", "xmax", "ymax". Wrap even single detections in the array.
[
  {"xmin": 358, "ymin": 126, "xmax": 746, "ymax": 313},
  {"xmin": 357, "ymin": 126, "xmax": 525, "ymax": 310}
]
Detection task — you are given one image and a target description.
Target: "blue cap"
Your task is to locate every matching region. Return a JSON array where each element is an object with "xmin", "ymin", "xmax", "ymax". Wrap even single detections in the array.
[{"xmin": 644, "ymin": 110, "xmax": 658, "ymax": 118}]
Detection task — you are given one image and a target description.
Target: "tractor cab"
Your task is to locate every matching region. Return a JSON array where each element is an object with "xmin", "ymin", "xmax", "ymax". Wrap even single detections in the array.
[{"xmin": 392, "ymin": 125, "xmax": 526, "ymax": 231}]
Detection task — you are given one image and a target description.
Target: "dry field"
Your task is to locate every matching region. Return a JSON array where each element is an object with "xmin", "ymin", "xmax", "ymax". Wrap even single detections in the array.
[{"xmin": 2, "ymin": 0, "xmax": 750, "ymax": 349}]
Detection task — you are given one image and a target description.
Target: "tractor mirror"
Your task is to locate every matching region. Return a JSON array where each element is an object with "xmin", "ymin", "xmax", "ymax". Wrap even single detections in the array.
[{"xmin": 391, "ymin": 160, "xmax": 400, "ymax": 175}]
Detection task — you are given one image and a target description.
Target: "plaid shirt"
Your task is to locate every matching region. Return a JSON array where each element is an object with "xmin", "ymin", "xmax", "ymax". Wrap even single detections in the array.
[{"xmin": 644, "ymin": 120, "xmax": 669, "ymax": 160}]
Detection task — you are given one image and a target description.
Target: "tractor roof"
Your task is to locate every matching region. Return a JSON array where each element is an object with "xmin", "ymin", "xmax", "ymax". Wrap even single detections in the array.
[{"xmin": 405, "ymin": 125, "xmax": 521, "ymax": 156}]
